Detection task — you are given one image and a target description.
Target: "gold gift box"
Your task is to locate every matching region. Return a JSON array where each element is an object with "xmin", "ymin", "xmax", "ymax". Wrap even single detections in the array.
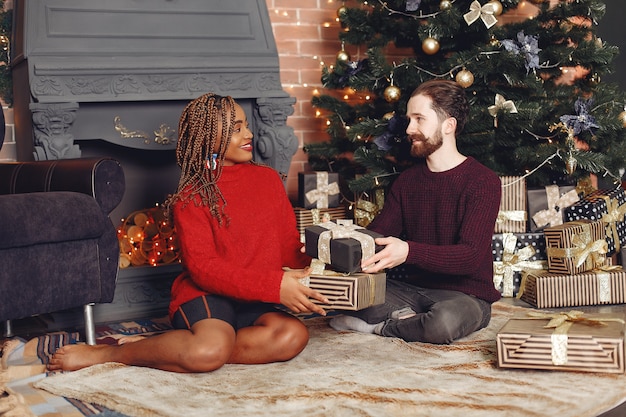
[
  {"xmin": 495, "ymin": 176, "xmax": 527, "ymax": 233},
  {"xmin": 293, "ymin": 207, "xmax": 349, "ymax": 234},
  {"xmin": 544, "ymin": 220, "xmax": 607, "ymax": 275},
  {"xmin": 306, "ymin": 271, "xmax": 386, "ymax": 311},
  {"xmin": 518, "ymin": 267, "xmax": 626, "ymax": 308},
  {"xmin": 497, "ymin": 312, "xmax": 625, "ymax": 373}
]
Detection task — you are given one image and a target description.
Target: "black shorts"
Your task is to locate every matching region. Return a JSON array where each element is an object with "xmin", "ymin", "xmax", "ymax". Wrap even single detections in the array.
[{"xmin": 171, "ymin": 294, "xmax": 279, "ymax": 331}]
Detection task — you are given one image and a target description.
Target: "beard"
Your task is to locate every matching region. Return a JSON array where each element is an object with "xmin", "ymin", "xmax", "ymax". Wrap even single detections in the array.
[{"xmin": 408, "ymin": 130, "xmax": 443, "ymax": 158}]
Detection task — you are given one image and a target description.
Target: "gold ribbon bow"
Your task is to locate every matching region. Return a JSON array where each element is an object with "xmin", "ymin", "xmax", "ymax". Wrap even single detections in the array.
[
  {"xmin": 493, "ymin": 233, "xmax": 547, "ymax": 297},
  {"xmin": 316, "ymin": 221, "xmax": 376, "ymax": 266},
  {"xmin": 599, "ymin": 195, "xmax": 626, "ymax": 252},
  {"xmin": 523, "ymin": 310, "xmax": 625, "ymax": 365},
  {"xmin": 546, "ymin": 223, "xmax": 608, "ymax": 270},
  {"xmin": 354, "ymin": 199, "xmax": 380, "ymax": 227},
  {"xmin": 463, "ymin": 0, "xmax": 498, "ymax": 29},
  {"xmin": 305, "ymin": 172, "xmax": 340, "ymax": 209},
  {"xmin": 488, "ymin": 94, "xmax": 518, "ymax": 127},
  {"xmin": 532, "ymin": 185, "xmax": 580, "ymax": 229},
  {"xmin": 310, "ymin": 208, "xmax": 332, "ymax": 225}
]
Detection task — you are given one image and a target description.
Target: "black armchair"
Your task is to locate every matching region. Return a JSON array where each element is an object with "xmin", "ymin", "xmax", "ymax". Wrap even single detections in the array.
[{"xmin": 0, "ymin": 157, "xmax": 125, "ymax": 344}]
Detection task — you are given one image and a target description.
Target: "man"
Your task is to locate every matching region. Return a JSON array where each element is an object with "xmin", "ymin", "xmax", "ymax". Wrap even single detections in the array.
[{"xmin": 330, "ymin": 79, "xmax": 502, "ymax": 343}]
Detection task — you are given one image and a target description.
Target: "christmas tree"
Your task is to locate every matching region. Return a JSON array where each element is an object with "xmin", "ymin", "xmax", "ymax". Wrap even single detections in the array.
[{"xmin": 307, "ymin": 0, "xmax": 626, "ymax": 205}]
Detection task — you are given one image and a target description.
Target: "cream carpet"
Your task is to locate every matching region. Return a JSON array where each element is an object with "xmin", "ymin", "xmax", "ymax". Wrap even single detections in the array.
[{"xmin": 34, "ymin": 302, "xmax": 626, "ymax": 417}]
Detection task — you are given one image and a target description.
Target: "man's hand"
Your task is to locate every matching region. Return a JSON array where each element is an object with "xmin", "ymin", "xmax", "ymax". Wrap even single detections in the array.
[
  {"xmin": 280, "ymin": 267, "xmax": 329, "ymax": 316},
  {"xmin": 361, "ymin": 236, "xmax": 409, "ymax": 273}
]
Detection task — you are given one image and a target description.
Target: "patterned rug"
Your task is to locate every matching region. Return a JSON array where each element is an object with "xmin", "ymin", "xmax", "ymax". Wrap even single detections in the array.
[
  {"xmin": 4, "ymin": 302, "xmax": 625, "ymax": 417},
  {"xmin": 0, "ymin": 317, "xmax": 171, "ymax": 417}
]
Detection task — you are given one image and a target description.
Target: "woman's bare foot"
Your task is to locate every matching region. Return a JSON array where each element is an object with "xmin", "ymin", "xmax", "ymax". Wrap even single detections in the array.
[{"xmin": 47, "ymin": 344, "xmax": 114, "ymax": 372}]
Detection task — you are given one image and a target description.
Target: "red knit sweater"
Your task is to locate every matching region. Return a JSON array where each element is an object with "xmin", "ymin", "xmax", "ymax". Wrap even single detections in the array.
[
  {"xmin": 168, "ymin": 163, "xmax": 311, "ymax": 319},
  {"xmin": 369, "ymin": 157, "xmax": 502, "ymax": 303}
]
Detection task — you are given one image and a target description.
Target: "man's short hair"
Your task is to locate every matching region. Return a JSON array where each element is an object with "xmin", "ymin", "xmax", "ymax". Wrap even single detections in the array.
[{"xmin": 411, "ymin": 79, "xmax": 469, "ymax": 135}]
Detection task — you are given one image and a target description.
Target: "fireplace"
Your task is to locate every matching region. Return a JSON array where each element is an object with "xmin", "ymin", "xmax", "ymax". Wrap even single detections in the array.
[{"xmin": 11, "ymin": 0, "xmax": 298, "ymax": 323}]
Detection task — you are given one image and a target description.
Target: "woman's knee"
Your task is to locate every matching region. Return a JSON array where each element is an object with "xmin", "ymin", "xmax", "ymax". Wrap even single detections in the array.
[
  {"xmin": 182, "ymin": 324, "xmax": 236, "ymax": 372},
  {"xmin": 265, "ymin": 315, "xmax": 310, "ymax": 360}
]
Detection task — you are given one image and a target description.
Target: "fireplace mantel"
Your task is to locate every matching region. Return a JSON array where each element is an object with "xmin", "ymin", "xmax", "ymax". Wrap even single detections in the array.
[{"xmin": 11, "ymin": 0, "xmax": 297, "ymax": 178}]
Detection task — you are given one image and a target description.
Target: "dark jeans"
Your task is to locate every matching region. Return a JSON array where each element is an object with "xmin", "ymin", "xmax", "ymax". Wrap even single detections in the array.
[{"xmin": 350, "ymin": 280, "xmax": 492, "ymax": 344}]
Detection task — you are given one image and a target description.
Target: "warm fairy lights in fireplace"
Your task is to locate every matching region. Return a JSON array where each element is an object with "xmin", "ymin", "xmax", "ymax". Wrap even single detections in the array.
[{"xmin": 117, "ymin": 204, "xmax": 180, "ymax": 268}]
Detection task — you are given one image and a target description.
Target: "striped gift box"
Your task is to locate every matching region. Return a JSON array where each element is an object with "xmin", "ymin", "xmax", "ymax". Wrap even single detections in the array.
[
  {"xmin": 544, "ymin": 220, "xmax": 607, "ymax": 275},
  {"xmin": 497, "ymin": 313, "xmax": 625, "ymax": 373},
  {"xmin": 293, "ymin": 206, "xmax": 349, "ymax": 235},
  {"xmin": 495, "ymin": 176, "xmax": 527, "ymax": 233},
  {"xmin": 518, "ymin": 267, "xmax": 626, "ymax": 308},
  {"xmin": 306, "ymin": 271, "xmax": 386, "ymax": 311}
]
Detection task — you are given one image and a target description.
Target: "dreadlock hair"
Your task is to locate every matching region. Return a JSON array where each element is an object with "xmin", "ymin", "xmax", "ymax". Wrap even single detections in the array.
[{"xmin": 163, "ymin": 93, "xmax": 237, "ymax": 226}]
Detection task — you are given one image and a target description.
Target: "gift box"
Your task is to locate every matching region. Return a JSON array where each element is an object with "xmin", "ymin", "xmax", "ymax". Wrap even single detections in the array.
[
  {"xmin": 564, "ymin": 188, "xmax": 626, "ymax": 255},
  {"xmin": 495, "ymin": 176, "xmax": 527, "ymax": 233},
  {"xmin": 294, "ymin": 207, "xmax": 350, "ymax": 235},
  {"xmin": 492, "ymin": 232, "xmax": 547, "ymax": 297},
  {"xmin": 544, "ymin": 220, "xmax": 608, "ymax": 274},
  {"xmin": 518, "ymin": 265, "xmax": 626, "ymax": 308},
  {"xmin": 496, "ymin": 311, "xmax": 625, "ymax": 373},
  {"xmin": 305, "ymin": 221, "xmax": 384, "ymax": 274},
  {"xmin": 527, "ymin": 185, "xmax": 579, "ymax": 232},
  {"xmin": 298, "ymin": 172, "xmax": 340, "ymax": 209},
  {"xmin": 302, "ymin": 270, "xmax": 386, "ymax": 311}
]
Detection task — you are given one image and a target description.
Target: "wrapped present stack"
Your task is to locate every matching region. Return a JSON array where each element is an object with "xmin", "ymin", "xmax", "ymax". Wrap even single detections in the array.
[
  {"xmin": 294, "ymin": 171, "xmax": 386, "ymax": 311},
  {"xmin": 491, "ymin": 178, "xmax": 579, "ymax": 297},
  {"xmin": 495, "ymin": 184, "xmax": 626, "ymax": 374},
  {"xmin": 301, "ymin": 220, "xmax": 386, "ymax": 311},
  {"xmin": 493, "ymin": 177, "xmax": 626, "ymax": 303}
]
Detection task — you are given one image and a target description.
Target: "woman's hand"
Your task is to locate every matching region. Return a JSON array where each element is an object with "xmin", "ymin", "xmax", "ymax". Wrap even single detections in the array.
[{"xmin": 280, "ymin": 267, "xmax": 329, "ymax": 316}]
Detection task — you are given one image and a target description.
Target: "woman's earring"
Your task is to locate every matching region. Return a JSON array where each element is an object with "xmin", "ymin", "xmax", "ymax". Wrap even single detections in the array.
[{"xmin": 207, "ymin": 153, "xmax": 218, "ymax": 170}]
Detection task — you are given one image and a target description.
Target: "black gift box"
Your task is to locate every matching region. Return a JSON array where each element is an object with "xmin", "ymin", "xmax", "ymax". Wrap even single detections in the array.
[
  {"xmin": 298, "ymin": 172, "xmax": 341, "ymax": 209},
  {"xmin": 527, "ymin": 185, "xmax": 579, "ymax": 232},
  {"xmin": 305, "ymin": 222, "xmax": 384, "ymax": 274},
  {"xmin": 491, "ymin": 232, "xmax": 547, "ymax": 297},
  {"xmin": 564, "ymin": 188, "xmax": 626, "ymax": 256}
]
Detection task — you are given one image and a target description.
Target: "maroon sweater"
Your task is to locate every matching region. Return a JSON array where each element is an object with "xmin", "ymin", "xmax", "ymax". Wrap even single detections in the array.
[
  {"xmin": 168, "ymin": 163, "xmax": 311, "ymax": 319},
  {"xmin": 369, "ymin": 157, "xmax": 502, "ymax": 303}
]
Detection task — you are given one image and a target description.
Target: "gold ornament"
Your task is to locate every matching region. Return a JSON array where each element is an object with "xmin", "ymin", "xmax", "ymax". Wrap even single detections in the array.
[
  {"xmin": 336, "ymin": 49, "xmax": 351, "ymax": 62},
  {"xmin": 588, "ymin": 73, "xmax": 601, "ymax": 86},
  {"xmin": 383, "ymin": 111, "xmax": 395, "ymax": 120},
  {"xmin": 618, "ymin": 110, "xmax": 626, "ymax": 128},
  {"xmin": 422, "ymin": 37, "xmax": 440, "ymax": 55},
  {"xmin": 489, "ymin": 0, "xmax": 503, "ymax": 16},
  {"xmin": 565, "ymin": 154, "xmax": 577, "ymax": 175},
  {"xmin": 489, "ymin": 35, "xmax": 500, "ymax": 47},
  {"xmin": 337, "ymin": 5, "xmax": 347, "ymax": 18},
  {"xmin": 455, "ymin": 68, "xmax": 474, "ymax": 88},
  {"xmin": 440, "ymin": 0, "xmax": 452, "ymax": 10},
  {"xmin": 383, "ymin": 85, "xmax": 401, "ymax": 103}
]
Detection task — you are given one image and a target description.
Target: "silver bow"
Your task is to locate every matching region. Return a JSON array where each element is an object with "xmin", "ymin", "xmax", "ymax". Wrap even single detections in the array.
[
  {"xmin": 532, "ymin": 185, "xmax": 579, "ymax": 229},
  {"xmin": 305, "ymin": 172, "xmax": 340, "ymax": 209},
  {"xmin": 463, "ymin": 0, "xmax": 498, "ymax": 29}
]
